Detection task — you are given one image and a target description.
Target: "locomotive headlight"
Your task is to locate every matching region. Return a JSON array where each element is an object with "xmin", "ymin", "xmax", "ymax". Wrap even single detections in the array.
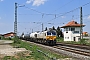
[
  {"xmin": 53, "ymin": 36, "xmax": 56, "ymax": 39},
  {"xmin": 46, "ymin": 36, "xmax": 49, "ymax": 40}
]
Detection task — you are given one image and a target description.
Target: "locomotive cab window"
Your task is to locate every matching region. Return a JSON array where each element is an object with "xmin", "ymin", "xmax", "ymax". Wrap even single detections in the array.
[
  {"xmin": 47, "ymin": 32, "xmax": 51, "ymax": 35},
  {"xmin": 52, "ymin": 31, "xmax": 56, "ymax": 35}
]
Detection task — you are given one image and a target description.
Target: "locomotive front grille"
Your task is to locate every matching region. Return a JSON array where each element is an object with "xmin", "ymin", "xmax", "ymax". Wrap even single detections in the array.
[{"xmin": 46, "ymin": 36, "xmax": 56, "ymax": 40}]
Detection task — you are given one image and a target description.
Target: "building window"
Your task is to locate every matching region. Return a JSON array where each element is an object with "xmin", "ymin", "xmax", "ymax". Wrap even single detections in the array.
[
  {"xmin": 66, "ymin": 31, "xmax": 68, "ymax": 33},
  {"xmin": 67, "ymin": 37, "xmax": 69, "ymax": 39},
  {"xmin": 69, "ymin": 28, "xmax": 71, "ymax": 31},
  {"xmin": 65, "ymin": 37, "xmax": 69, "ymax": 39},
  {"xmin": 66, "ymin": 28, "xmax": 68, "ymax": 31},
  {"xmin": 65, "ymin": 37, "xmax": 67, "ymax": 39},
  {"xmin": 74, "ymin": 31, "xmax": 79, "ymax": 33},
  {"xmin": 71, "ymin": 27, "xmax": 75, "ymax": 31}
]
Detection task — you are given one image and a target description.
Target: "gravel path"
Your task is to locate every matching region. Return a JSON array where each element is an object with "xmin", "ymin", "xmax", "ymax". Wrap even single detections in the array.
[
  {"xmin": 0, "ymin": 45, "xmax": 27, "ymax": 56},
  {"xmin": 0, "ymin": 40, "xmax": 13, "ymax": 44},
  {"xmin": 0, "ymin": 40, "xmax": 28, "ymax": 57}
]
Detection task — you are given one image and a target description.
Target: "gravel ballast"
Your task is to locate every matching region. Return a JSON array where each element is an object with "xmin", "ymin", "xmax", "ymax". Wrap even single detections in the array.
[{"xmin": 27, "ymin": 41, "xmax": 90, "ymax": 60}]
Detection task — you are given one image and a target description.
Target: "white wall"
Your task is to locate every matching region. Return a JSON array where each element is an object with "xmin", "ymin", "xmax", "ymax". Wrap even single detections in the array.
[
  {"xmin": 64, "ymin": 27, "xmax": 80, "ymax": 41},
  {"xmin": 64, "ymin": 31, "xmax": 73, "ymax": 41}
]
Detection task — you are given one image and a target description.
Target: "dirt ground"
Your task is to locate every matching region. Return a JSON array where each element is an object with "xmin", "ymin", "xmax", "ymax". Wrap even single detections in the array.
[{"xmin": 0, "ymin": 40, "xmax": 29, "ymax": 58}]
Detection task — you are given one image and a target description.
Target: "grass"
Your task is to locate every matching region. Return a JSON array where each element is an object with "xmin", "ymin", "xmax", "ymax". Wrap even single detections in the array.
[
  {"xmin": 2, "ymin": 37, "xmax": 69, "ymax": 60},
  {"xmin": 56, "ymin": 37, "xmax": 64, "ymax": 42},
  {"xmin": 56, "ymin": 37, "xmax": 90, "ymax": 45},
  {"xmin": 1, "ymin": 37, "xmax": 89, "ymax": 60}
]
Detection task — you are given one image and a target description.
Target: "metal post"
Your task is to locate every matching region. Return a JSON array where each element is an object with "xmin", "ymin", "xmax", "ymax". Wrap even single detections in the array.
[
  {"xmin": 14, "ymin": 3, "xmax": 17, "ymax": 36},
  {"xmin": 80, "ymin": 7, "xmax": 83, "ymax": 40},
  {"xmin": 42, "ymin": 23, "xmax": 43, "ymax": 32},
  {"xmin": 32, "ymin": 29, "xmax": 33, "ymax": 33}
]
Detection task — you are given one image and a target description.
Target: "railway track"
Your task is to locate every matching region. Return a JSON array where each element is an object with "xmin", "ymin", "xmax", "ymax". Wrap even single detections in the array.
[
  {"xmin": 55, "ymin": 43, "xmax": 90, "ymax": 57},
  {"xmin": 22, "ymin": 40, "xmax": 90, "ymax": 60},
  {"xmin": 57, "ymin": 42, "xmax": 90, "ymax": 50},
  {"xmin": 53, "ymin": 45, "xmax": 90, "ymax": 56}
]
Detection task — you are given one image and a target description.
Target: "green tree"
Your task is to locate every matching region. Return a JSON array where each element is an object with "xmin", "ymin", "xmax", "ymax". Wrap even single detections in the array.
[
  {"xmin": 21, "ymin": 32, "xmax": 24, "ymax": 36},
  {"xmin": 52, "ymin": 26, "xmax": 56, "ymax": 30},
  {"xmin": 45, "ymin": 27, "xmax": 48, "ymax": 31},
  {"xmin": 60, "ymin": 29, "xmax": 63, "ymax": 37},
  {"xmin": 56, "ymin": 26, "xmax": 63, "ymax": 38}
]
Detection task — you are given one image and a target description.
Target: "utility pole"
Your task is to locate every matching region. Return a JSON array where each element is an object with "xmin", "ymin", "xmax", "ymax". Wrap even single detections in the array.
[
  {"xmin": 32, "ymin": 29, "xmax": 33, "ymax": 33},
  {"xmin": 80, "ymin": 7, "xmax": 83, "ymax": 40},
  {"xmin": 14, "ymin": 3, "xmax": 17, "ymax": 36},
  {"xmin": 42, "ymin": 23, "xmax": 43, "ymax": 32}
]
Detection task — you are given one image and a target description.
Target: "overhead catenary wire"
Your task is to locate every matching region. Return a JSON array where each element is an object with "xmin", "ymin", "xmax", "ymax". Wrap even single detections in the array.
[
  {"xmin": 45, "ymin": 1, "xmax": 90, "ymax": 23},
  {"xmin": 24, "ymin": 6, "xmax": 62, "ymax": 16},
  {"xmin": 18, "ymin": 14, "xmax": 90, "ymax": 32},
  {"xmin": 21, "ymin": 5, "xmax": 61, "ymax": 20},
  {"xmin": 52, "ymin": 0, "xmax": 74, "ymax": 13},
  {"xmin": 17, "ymin": 1, "xmax": 81, "ymax": 22},
  {"xmin": 17, "ymin": 0, "xmax": 74, "ymax": 20},
  {"xmin": 17, "ymin": 1, "xmax": 90, "ymax": 32},
  {"xmin": 45, "ymin": 7, "xmax": 80, "ymax": 23},
  {"xmin": 17, "ymin": 0, "xmax": 74, "ymax": 16},
  {"xmin": 18, "ymin": 1, "xmax": 90, "ymax": 18}
]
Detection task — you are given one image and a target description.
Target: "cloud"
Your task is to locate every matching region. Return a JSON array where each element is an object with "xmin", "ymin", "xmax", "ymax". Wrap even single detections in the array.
[
  {"xmin": 87, "ymin": 15, "xmax": 90, "ymax": 20},
  {"xmin": 26, "ymin": 0, "xmax": 47, "ymax": 6},
  {"xmin": 33, "ymin": 0, "xmax": 47, "ymax": 6},
  {"xmin": 0, "ymin": 0, "xmax": 4, "ymax": 2},
  {"xmin": 61, "ymin": 16, "xmax": 65, "ymax": 18},
  {"xmin": 26, "ymin": 0, "xmax": 33, "ymax": 4}
]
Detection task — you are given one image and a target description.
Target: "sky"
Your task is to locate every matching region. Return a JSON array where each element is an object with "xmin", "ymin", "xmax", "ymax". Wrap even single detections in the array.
[{"xmin": 0, "ymin": 0, "xmax": 90, "ymax": 35}]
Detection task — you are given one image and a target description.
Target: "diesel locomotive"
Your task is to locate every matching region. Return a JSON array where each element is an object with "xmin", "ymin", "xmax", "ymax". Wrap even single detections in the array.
[{"xmin": 20, "ymin": 30, "xmax": 57, "ymax": 45}]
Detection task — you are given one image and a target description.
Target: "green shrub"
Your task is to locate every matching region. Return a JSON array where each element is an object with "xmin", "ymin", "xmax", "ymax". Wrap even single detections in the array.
[
  {"xmin": 1, "ymin": 36, "xmax": 14, "ymax": 40},
  {"xmin": 13, "ymin": 36, "xmax": 21, "ymax": 44},
  {"xmin": 56, "ymin": 37, "xmax": 64, "ymax": 42},
  {"xmin": 80, "ymin": 39, "xmax": 86, "ymax": 45}
]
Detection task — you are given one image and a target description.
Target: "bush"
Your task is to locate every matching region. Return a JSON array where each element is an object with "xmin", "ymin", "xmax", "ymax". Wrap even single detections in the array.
[
  {"xmin": 1, "ymin": 36, "xmax": 13, "ymax": 40},
  {"xmin": 13, "ymin": 36, "xmax": 21, "ymax": 44},
  {"xmin": 80, "ymin": 39, "xmax": 86, "ymax": 45},
  {"xmin": 56, "ymin": 37, "xmax": 64, "ymax": 42}
]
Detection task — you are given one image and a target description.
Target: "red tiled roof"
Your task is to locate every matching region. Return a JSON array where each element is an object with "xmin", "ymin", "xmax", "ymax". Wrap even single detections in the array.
[
  {"xmin": 61, "ymin": 20, "xmax": 85, "ymax": 28},
  {"xmin": 4, "ymin": 32, "xmax": 15, "ymax": 35},
  {"xmin": 83, "ymin": 32, "xmax": 88, "ymax": 35}
]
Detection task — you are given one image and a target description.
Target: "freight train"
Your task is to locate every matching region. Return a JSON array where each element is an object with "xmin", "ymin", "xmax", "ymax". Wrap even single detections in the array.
[{"xmin": 20, "ymin": 30, "xmax": 57, "ymax": 45}]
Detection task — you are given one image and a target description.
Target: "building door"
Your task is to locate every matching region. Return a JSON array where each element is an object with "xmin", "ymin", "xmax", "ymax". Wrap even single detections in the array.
[{"xmin": 74, "ymin": 37, "xmax": 76, "ymax": 41}]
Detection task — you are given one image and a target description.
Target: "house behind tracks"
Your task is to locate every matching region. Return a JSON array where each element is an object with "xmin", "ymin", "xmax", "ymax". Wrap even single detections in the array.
[{"xmin": 3, "ymin": 32, "xmax": 16, "ymax": 38}]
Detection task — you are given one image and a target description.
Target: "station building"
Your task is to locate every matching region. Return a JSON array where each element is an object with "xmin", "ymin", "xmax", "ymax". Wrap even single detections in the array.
[{"xmin": 61, "ymin": 20, "xmax": 85, "ymax": 42}]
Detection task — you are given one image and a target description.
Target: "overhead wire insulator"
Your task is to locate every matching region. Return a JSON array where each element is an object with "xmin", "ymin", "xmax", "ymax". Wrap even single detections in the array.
[
  {"xmin": 55, "ymin": 14, "xmax": 56, "ymax": 18},
  {"xmin": 42, "ymin": 14, "xmax": 44, "ymax": 18}
]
